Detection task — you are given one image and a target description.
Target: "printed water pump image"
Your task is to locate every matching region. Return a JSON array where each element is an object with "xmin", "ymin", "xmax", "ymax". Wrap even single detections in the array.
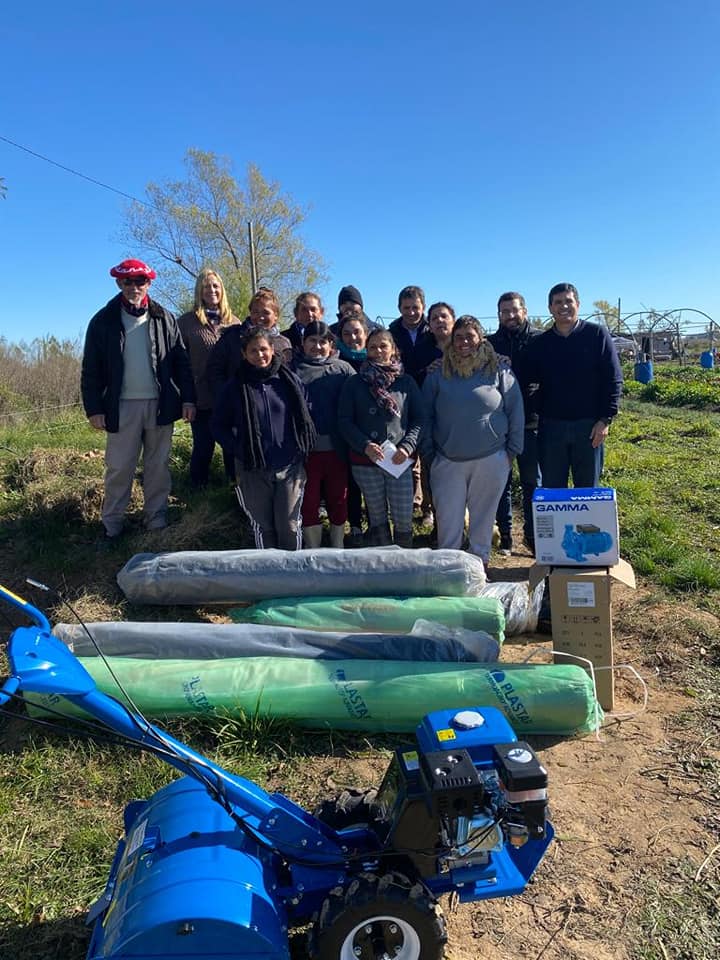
[{"xmin": 562, "ymin": 523, "xmax": 614, "ymax": 563}]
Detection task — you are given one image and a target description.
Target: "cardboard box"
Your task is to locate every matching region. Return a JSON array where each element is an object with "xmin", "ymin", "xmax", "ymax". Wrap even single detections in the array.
[
  {"xmin": 529, "ymin": 559, "xmax": 636, "ymax": 711},
  {"xmin": 532, "ymin": 487, "xmax": 619, "ymax": 566}
]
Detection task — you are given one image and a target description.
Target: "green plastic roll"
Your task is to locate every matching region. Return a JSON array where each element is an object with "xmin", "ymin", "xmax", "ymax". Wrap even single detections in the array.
[
  {"xmin": 28, "ymin": 656, "xmax": 600, "ymax": 737},
  {"xmin": 230, "ymin": 595, "xmax": 506, "ymax": 644}
]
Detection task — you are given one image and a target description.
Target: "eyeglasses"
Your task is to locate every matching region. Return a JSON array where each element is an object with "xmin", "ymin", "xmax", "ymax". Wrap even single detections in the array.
[{"xmin": 120, "ymin": 277, "xmax": 149, "ymax": 286}]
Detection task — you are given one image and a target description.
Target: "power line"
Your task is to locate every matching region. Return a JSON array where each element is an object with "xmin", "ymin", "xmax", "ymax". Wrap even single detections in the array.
[{"xmin": 0, "ymin": 134, "xmax": 151, "ymax": 208}]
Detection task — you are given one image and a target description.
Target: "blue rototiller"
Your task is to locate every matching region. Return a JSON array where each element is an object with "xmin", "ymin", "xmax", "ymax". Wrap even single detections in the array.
[{"xmin": 0, "ymin": 583, "xmax": 553, "ymax": 960}]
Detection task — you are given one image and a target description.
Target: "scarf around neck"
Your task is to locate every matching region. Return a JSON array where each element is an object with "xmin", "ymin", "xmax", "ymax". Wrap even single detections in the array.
[
  {"xmin": 359, "ymin": 358, "xmax": 402, "ymax": 417},
  {"xmin": 443, "ymin": 341, "xmax": 498, "ymax": 379},
  {"xmin": 337, "ymin": 340, "xmax": 368, "ymax": 364},
  {"xmin": 240, "ymin": 353, "xmax": 282, "ymax": 382},
  {"xmin": 120, "ymin": 294, "xmax": 149, "ymax": 317}
]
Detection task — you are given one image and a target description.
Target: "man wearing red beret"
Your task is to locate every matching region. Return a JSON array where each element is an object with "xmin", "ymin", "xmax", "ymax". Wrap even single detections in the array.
[{"xmin": 81, "ymin": 259, "xmax": 196, "ymax": 540}]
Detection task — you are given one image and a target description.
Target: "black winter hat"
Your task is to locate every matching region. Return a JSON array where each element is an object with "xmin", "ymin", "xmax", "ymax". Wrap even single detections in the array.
[{"xmin": 338, "ymin": 285, "xmax": 363, "ymax": 309}]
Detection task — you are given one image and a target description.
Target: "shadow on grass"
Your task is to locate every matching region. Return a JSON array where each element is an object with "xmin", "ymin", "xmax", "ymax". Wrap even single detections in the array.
[{"xmin": 0, "ymin": 915, "xmax": 90, "ymax": 960}]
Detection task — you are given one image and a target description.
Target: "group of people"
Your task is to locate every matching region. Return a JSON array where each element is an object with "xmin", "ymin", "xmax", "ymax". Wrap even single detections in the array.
[{"xmin": 81, "ymin": 259, "xmax": 624, "ymax": 566}]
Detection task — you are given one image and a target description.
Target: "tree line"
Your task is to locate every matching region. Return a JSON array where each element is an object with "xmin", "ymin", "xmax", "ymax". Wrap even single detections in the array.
[{"xmin": 0, "ymin": 336, "xmax": 82, "ymax": 418}]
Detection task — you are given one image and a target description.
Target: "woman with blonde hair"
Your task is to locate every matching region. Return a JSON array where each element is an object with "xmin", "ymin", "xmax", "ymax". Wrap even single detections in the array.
[
  {"xmin": 178, "ymin": 268, "xmax": 240, "ymax": 487},
  {"xmin": 421, "ymin": 315, "xmax": 524, "ymax": 566}
]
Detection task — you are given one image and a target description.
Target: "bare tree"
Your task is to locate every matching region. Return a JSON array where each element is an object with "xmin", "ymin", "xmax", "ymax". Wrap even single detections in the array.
[{"xmin": 120, "ymin": 150, "xmax": 328, "ymax": 318}]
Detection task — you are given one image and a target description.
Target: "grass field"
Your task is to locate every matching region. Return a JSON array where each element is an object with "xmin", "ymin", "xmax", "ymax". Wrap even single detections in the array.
[{"xmin": 0, "ymin": 379, "xmax": 719, "ymax": 960}]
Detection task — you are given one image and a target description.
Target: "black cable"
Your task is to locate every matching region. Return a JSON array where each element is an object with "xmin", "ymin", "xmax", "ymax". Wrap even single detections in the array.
[
  {"xmin": 28, "ymin": 579, "xmax": 155, "ymax": 736},
  {"xmin": 0, "ymin": 134, "xmax": 151, "ymax": 208},
  {"xmin": 0, "ymin": 689, "xmax": 191, "ymax": 764},
  {"xmin": 24, "ymin": 580, "xmax": 232, "ymax": 806}
]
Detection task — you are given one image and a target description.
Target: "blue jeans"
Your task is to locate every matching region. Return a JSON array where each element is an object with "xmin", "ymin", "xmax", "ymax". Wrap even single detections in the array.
[
  {"xmin": 538, "ymin": 417, "xmax": 603, "ymax": 488},
  {"xmin": 495, "ymin": 429, "xmax": 540, "ymax": 539}
]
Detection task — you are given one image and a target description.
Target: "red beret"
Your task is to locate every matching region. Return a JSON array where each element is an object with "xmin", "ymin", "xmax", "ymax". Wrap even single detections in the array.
[{"xmin": 110, "ymin": 258, "xmax": 157, "ymax": 280}]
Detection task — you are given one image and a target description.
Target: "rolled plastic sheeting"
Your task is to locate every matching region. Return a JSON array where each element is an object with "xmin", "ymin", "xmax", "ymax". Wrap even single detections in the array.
[
  {"xmin": 479, "ymin": 580, "xmax": 546, "ymax": 636},
  {"xmin": 230, "ymin": 595, "xmax": 505, "ymax": 643},
  {"xmin": 52, "ymin": 621, "xmax": 498, "ymax": 663},
  {"xmin": 29, "ymin": 656, "xmax": 601, "ymax": 737},
  {"xmin": 116, "ymin": 547, "xmax": 486, "ymax": 605}
]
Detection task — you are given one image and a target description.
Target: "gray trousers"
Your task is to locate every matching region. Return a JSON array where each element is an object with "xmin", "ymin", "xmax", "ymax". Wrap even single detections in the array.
[
  {"xmin": 351, "ymin": 464, "xmax": 414, "ymax": 533},
  {"xmin": 103, "ymin": 399, "xmax": 173, "ymax": 536},
  {"xmin": 235, "ymin": 461, "xmax": 306, "ymax": 550},
  {"xmin": 430, "ymin": 449, "xmax": 510, "ymax": 565}
]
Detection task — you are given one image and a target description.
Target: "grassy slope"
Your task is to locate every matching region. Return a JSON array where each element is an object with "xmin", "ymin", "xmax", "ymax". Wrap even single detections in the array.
[{"xmin": 0, "ymin": 393, "xmax": 718, "ymax": 959}]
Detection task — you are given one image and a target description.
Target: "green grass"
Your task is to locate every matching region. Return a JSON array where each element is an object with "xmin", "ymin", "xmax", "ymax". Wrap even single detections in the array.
[
  {"xmin": 0, "ymin": 413, "xmax": 244, "ymax": 576},
  {"xmin": 623, "ymin": 361, "xmax": 720, "ymax": 409},
  {"xmin": 634, "ymin": 856, "xmax": 720, "ymax": 960},
  {"xmin": 606, "ymin": 398, "xmax": 720, "ymax": 611}
]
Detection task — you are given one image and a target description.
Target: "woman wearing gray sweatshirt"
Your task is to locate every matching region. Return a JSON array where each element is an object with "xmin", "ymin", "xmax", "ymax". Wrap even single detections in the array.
[{"xmin": 421, "ymin": 315, "xmax": 524, "ymax": 566}]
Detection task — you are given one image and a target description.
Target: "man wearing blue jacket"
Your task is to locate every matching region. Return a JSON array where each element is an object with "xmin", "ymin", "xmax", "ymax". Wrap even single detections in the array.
[
  {"xmin": 488, "ymin": 292, "xmax": 541, "ymax": 554},
  {"xmin": 389, "ymin": 285, "xmax": 434, "ymax": 523},
  {"xmin": 521, "ymin": 283, "xmax": 623, "ymax": 488}
]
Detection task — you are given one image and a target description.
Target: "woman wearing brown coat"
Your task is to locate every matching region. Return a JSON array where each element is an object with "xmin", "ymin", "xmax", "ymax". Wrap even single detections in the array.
[{"xmin": 178, "ymin": 268, "xmax": 240, "ymax": 487}]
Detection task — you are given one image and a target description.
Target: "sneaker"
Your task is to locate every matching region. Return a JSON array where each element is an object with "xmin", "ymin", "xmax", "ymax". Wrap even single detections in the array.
[{"xmin": 499, "ymin": 532, "xmax": 512, "ymax": 556}]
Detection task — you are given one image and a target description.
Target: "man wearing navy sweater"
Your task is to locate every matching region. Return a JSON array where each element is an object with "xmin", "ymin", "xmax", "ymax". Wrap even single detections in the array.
[{"xmin": 521, "ymin": 283, "xmax": 623, "ymax": 488}]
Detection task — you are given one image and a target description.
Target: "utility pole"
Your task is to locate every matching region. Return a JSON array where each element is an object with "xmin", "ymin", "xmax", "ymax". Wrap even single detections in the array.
[{"xmin": 247, "ymin": 221, "xmax": 258, "ymax": 294}]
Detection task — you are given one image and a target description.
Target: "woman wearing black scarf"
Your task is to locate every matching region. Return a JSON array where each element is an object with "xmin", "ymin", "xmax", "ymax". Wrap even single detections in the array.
[
  {"xmin": 337, "ymin": 329, "xmax": 426, "ymax": 547},
  {"xmin": 212, "ymin": 330, "xmax": 316, "ymax": 550}
]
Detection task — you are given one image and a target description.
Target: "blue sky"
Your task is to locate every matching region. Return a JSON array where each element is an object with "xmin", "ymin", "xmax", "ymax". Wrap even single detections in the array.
[{"xmin": 1, "ymin": 0, "xmax": 718, "ymax": 343}]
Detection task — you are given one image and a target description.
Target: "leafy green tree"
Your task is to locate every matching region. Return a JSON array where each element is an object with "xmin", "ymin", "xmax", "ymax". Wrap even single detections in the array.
[
  {"xmin": 121, "ymin": 150, "xmax": 328, "ymax": 318},
  {"xmin": 592, "ymin": 299, "xmax": 620, "ymax": 331}
]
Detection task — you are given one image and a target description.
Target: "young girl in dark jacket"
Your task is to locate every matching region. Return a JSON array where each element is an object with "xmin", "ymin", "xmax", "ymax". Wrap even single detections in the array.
[
  {"xmin": 291, "ymin": 321, "xmax": 355, "ymax": 548},
  {"xmin": 212, "ymin": 330, "xmax": 316, "ymax": 550}
]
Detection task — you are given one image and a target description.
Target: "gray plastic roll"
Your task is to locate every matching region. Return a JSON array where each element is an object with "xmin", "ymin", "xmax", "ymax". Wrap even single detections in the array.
[
  {"xmin": 116, "ymin": 547, "xmax": 486, "ymax": 605},
  {"xmin": 53, "ymin": 620, "xmax": 498, "ymax": 662}
]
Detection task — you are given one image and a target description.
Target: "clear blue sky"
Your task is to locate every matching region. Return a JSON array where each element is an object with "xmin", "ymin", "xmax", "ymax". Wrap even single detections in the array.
[{"xmin": 1, "ymin": 0, "xmax": 719, "ymax": 343}]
